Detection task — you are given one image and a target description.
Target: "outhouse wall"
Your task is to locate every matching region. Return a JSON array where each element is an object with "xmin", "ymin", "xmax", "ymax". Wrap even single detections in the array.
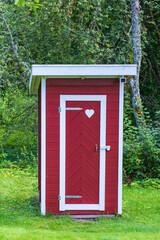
[{"xmin": 38, "ymin": 78, "xmax": 120, "ymax": 215}]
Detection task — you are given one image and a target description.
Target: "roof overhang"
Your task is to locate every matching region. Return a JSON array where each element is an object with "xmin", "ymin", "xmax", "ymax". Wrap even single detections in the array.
[{"xmin": 29, "ymin": 64, "xmax": 137, "ymax": 94}]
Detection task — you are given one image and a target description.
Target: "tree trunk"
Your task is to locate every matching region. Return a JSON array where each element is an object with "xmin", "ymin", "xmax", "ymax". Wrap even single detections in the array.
[
  {"xmin": 130, "ymin": 0, "xmax": 145, "ymax": 129},
  {"xmin": 0, "ymin": 7, "xmax": 31, "ymax": 73}
]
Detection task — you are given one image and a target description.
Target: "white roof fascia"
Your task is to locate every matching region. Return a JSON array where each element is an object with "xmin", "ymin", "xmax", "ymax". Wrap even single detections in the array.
[{"xmin": 29, "ymin": 64, "xmax": 137, "ymax": 94}]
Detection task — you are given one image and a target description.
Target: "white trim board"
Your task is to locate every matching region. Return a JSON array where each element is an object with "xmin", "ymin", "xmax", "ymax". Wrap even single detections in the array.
[
  {"xmin": 41, "ymin": 79, "xmax": 46, "ymax": 215},
  {"xmin": 64, "ymin": 204, "xmax": 100, "ymax": 211},
  {"xmin": 29, "ymin": 64, "xmax": 137, "ymax": 93},
  {"xmin": 118, "ymin": 79, "xmax": 124, "ymax": 215},
  {"xmin": 59, "ymin": 95, "xmax": 106, "ymax": 211}
]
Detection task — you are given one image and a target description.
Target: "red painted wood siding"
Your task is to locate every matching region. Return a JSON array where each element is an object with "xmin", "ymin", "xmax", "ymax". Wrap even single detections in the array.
[
  {"xmin": 45, "ymin": 78, "xmax": 119, "ymax": 215},
  {"xmin": 38, "ymin": 83, "xmax": 41, "ymax": 202}
]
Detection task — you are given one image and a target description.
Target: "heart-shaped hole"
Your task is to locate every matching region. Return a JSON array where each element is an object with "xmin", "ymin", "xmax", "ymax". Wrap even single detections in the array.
[{"xmin": 85, "ymin": 109, "xmax": 94, "ymax": 118}]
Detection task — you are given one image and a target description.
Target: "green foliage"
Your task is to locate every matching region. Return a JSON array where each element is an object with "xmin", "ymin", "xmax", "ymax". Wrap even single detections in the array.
[
  {"xmin": 1, "ymin": 0, "xmax": 132, "ymax": 67},
  {"xmin": 140, "ymin": 0, "xmax": 160, "ymax": 116},
  {"xmin": 15, "ymin": 0, "xmax": 26, "ymax": 6},
  {"xmin": 0, "ymin": 0, "xmax": 132, "ymax": 165},
  {"xmin": 123, "ymin": 91, "xmax": 160, "ymax": 181},
  {"xmin": 129, "ymin": 178, "xmax": 160, "ymax": 189},
  {"xmin": 0, "ymin": 83, "xmax": 38, "ymax": 166},
  {"xmin": 15, "ymin": 0, "xmax": 43, "ymax": 11},
  {"xmin": 0, "ymin": 146, "xmax": 38, "ymax": 176}
]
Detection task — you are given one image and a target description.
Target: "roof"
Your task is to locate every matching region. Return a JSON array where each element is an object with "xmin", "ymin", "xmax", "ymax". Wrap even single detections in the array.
[{"xmin": 29, "ymin": 64, "xmax": 137, "ymax": 94}]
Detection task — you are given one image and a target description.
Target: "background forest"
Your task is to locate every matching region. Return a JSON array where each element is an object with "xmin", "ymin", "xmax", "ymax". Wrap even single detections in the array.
[{"xmin": 0, "ymin": 0, "xmax": 160, "ymax": 182}]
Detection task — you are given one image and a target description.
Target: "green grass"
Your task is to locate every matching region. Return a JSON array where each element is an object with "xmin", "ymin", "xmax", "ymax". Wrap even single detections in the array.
[{"xmin": 0, "ymin": 169, "xmax": 160, "ymax": 240}]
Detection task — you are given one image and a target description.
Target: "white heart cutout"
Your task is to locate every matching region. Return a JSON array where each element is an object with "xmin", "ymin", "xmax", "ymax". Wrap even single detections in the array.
[{"xmin": 85, "ymin": 109, "xmax": 95, "ymax": 118}]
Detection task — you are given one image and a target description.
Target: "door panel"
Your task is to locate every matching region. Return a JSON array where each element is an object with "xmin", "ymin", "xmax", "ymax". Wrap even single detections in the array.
[
  {"xmin": 59, "ymin": 95, "xmax": 106, "ymax": 211},
  {"xmin": 66, "ymin": 101, "xmax": 100, "ymax": 204}
]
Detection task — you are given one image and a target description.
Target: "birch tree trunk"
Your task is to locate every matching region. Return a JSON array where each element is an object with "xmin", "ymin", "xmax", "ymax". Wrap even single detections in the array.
[
  {"xmin": 0, "ymin": 7, "xmax": 31, "ymax": 73},
  {"xmin": 130, "ymin": 0, "xmax": 145, "ymax": 129}
]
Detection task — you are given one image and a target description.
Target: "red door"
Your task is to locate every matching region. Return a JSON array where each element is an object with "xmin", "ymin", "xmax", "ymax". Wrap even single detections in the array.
[
  {"xmin": 65, "ymin": 101, "xmax": 100, "ymax": 204},
  {"xmin": 59, "ymin": 95, "xmax": 106, "ymax": 211}
]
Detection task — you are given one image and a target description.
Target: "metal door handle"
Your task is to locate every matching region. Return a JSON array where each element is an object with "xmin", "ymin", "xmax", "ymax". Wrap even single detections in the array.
[
  {"xmin": 100, "ymin": 146, "xmax": 111, "ymax": 151},
  {"xmin": 95, "ymin": 144, "xmax": 98, "ymax": 154}
]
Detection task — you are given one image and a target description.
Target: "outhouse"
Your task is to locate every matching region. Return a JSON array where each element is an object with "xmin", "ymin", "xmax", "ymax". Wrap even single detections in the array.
[{"xmin": 29, "ymin": 65, "xmax": 136, "ymax": 216}]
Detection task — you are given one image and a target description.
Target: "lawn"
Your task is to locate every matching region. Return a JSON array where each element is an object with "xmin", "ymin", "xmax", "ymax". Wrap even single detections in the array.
[{"xmin": 0, "ymin": 168, "xmax": 159, "ymax": 240}]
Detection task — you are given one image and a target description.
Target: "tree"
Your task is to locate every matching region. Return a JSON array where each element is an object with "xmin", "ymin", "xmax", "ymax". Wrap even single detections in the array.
[
  {"xmin": 140, "ymin": 0, "xmax": 160, "ymax": 116},
  {"xmin": 130, "ymin": 0, "xmax": 145, "ymax": 129},
  {"xmin": 13, "ymin": 0, "xmax": 147, "ymax": 129}
]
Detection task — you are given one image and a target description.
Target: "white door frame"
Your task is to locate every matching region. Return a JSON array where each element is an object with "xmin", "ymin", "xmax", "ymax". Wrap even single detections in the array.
[{"xmin": 59, "ymin": 95, "xmax": 107, "ymax": 211}]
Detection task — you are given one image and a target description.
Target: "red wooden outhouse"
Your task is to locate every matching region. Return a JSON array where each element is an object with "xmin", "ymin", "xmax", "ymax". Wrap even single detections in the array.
[{"xmin": 29, "ymin": 65, "xmax": 136, "ymax": 217}]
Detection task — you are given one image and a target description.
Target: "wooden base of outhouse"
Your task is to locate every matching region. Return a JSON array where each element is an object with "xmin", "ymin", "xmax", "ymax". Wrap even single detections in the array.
[
  {"xmin": 71, "ymin": 214, "xmax": 115, "ymax": 221},
  {"xmin": 52, "ymin": 214, "xmax": 115, "ymax": 221}
]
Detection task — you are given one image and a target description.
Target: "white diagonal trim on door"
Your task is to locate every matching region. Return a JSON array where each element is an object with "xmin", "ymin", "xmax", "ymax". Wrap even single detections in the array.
[{"xmin": 59, "ymin": 95, "xmax": 107, "ymax": 211}]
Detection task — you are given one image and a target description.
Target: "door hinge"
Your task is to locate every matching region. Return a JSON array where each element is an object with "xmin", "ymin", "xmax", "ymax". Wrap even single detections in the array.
[
  {"xmin": 58, "ymin": 107, "xmax": 61, "ymax": 113},
  {"xmin": 65, "ymin": 195, "xmax": 82, "ymax": 199},
  {"xmin": 58, "ymin": 195, "xmax": 61, "ymax": 200}
]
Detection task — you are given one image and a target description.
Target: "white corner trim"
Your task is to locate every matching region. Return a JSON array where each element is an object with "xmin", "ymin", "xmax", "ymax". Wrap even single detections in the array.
[
  {"xmin": 118, "ymin": 79, "xmax": 124, "ymax": 215},
  {"xmin": 59, "ymin": 95, "xmax": 106, "ymax": 211},
  {"xmin": 41, "ymin": 78, "xmax": 46, "ymax": 215}
]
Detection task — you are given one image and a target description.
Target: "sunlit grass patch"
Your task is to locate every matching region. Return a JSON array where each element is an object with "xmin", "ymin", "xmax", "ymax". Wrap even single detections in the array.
[{"xmin": 0, "ymin": 169, "xmax": 160, "ymax": 240}]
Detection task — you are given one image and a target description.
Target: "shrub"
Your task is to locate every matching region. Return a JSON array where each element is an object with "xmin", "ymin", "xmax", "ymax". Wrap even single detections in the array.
[{"xmin": 123, "ymin": 107, "xmax": 160, "ymax": 181}]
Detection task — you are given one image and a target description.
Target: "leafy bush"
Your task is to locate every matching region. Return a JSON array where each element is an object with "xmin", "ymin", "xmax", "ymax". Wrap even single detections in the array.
[
  {"xmin": 0, "ymin": 83, "xmax": 38, "ymax": 169},
  {"xmin": 123, "ymin": 92, "xmax": 160, "ymax": 181},
  {"xmin": 123, "ymin": 178, "xmax": 160, "ymax": 189}
]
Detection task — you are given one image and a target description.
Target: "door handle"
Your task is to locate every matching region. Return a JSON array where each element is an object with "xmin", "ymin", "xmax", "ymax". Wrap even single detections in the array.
[
  {"xmin": 100, "ymin": 146, "xmax": 111, "ymax": 151},
  {"xmin": 95, "ymin": 144, "xmax": 98, "ymax": 154}
]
